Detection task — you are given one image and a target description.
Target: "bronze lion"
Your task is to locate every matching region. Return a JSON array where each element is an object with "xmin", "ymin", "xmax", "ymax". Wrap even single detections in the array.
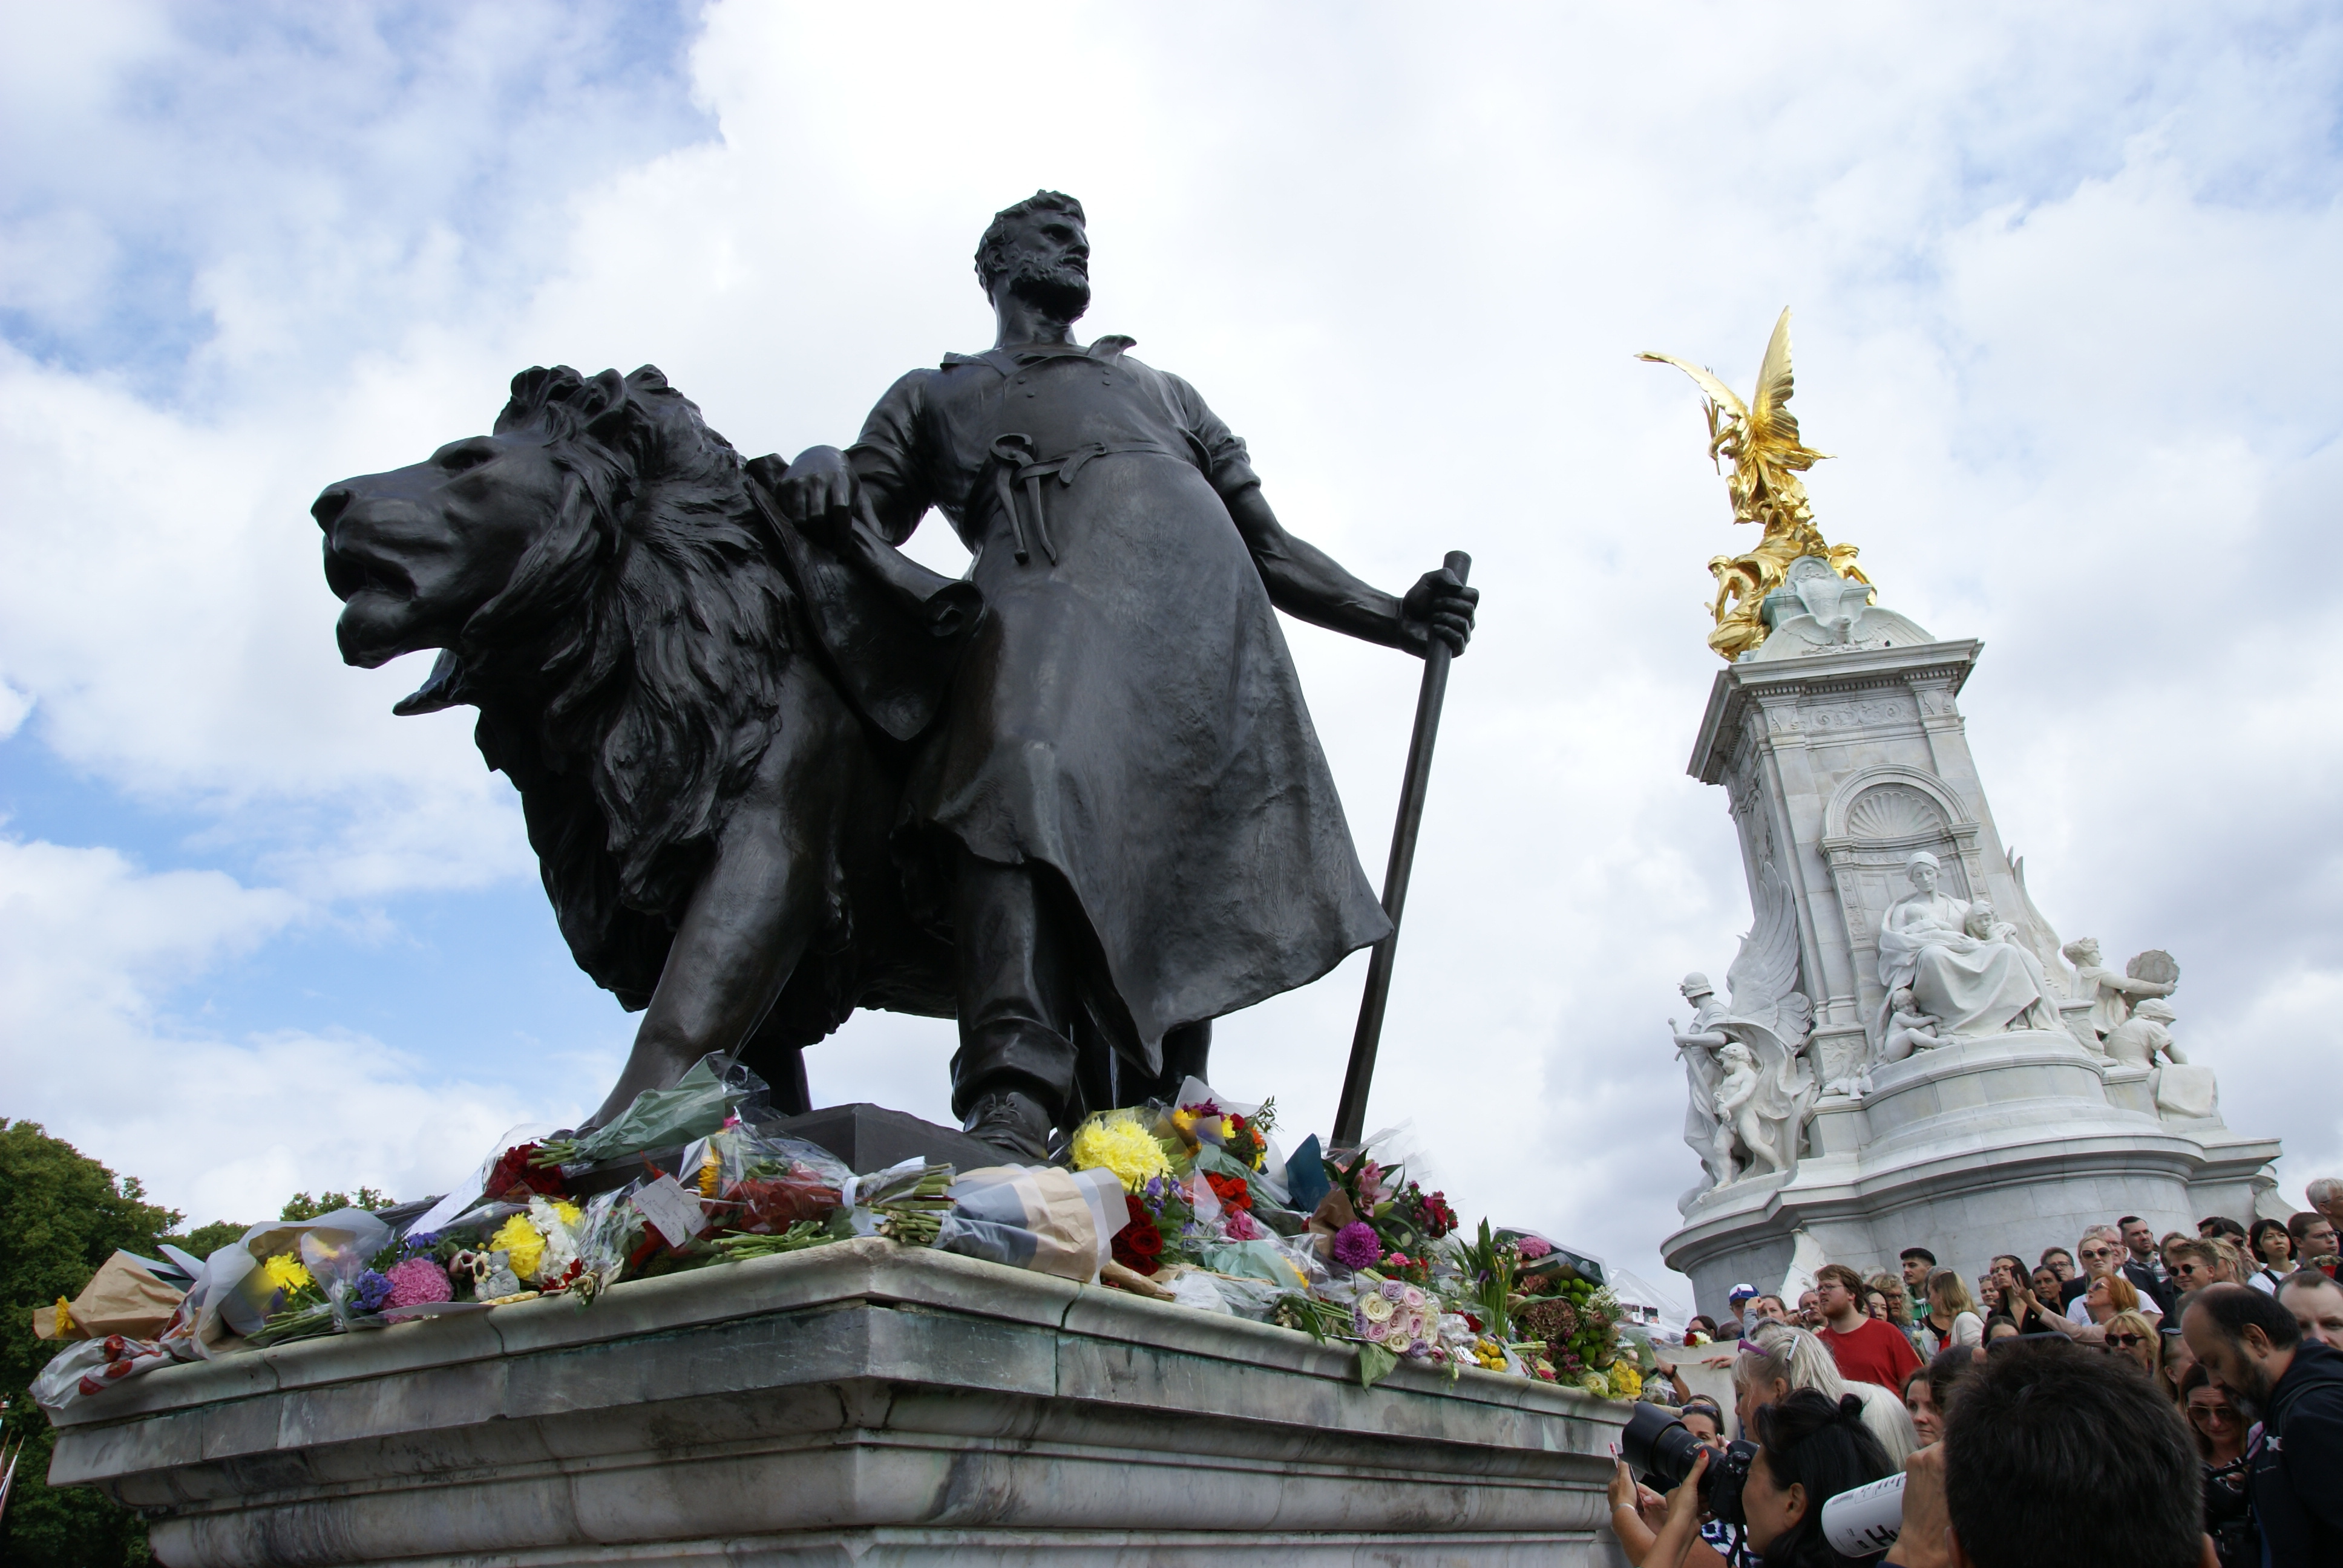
[{"xmin": 315, "ymin": 365, "xmax": 966, "ymax": 1127}]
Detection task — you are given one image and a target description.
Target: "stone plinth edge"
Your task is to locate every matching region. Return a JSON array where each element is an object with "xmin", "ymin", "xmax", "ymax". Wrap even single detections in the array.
[{"xmin": 49, "ymin": 1238, "xmax": 1629, "ymax": 1568}]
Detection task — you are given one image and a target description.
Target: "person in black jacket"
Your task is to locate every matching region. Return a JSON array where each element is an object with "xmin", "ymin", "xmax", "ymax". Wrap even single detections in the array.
[
  {"xmin": 2121, "ymin": 1213, "xmax": 2180, "ymax": 1315},
  {"xmin": 2183, "ymin": 1282, "xmax": 2343, "ymax": 1566}
]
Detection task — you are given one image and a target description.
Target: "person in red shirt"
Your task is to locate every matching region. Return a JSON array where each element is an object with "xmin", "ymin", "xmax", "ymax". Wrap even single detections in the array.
[{"xmin": 1812, "ymin": 1263, "xmax": 1922, "ymax": 1388}]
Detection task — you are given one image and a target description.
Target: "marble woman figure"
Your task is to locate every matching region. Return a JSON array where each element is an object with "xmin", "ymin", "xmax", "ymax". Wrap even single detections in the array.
[{"xmin": 1875, "ymin": 851, "xmax": 2058, "ymax": 1039}]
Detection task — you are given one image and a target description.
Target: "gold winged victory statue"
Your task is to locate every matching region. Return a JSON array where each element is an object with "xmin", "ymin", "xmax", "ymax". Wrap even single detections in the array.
[{"xmin": 1639, "ymin": 310, "xmax": 1870, "ymax": 662}]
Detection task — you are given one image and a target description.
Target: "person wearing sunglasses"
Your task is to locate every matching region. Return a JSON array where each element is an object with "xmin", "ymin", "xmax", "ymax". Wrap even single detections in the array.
[
  {"xmin": 2178, "ymin": 1361, "xmax": 2256, "ymax": 1568},
  {"xmin": 2102, "ymin": 1309, "xmax": 2161, "ymax": 1380}
]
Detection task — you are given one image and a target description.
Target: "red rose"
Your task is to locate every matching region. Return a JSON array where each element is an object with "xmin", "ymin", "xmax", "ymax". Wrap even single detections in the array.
[
  {"xmin": 1205, "ymin": 1172, "xmax": 1253, "ymax": 1212},
  {"xmin": 1111, "ymin": 1194, "xmax": 1165, "ymax": 1272},
  {"xmin": 485, "ymin": 1143, "xmax": 566, "ymax": 1201}
]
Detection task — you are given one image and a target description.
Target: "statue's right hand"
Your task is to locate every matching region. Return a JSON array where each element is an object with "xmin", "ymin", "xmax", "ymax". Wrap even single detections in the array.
[{"xmin": 773, "ymin": 445, "xmax": 856, "ymax": 540}]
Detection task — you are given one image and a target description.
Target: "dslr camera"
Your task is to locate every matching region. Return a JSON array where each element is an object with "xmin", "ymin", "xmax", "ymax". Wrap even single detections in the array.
[{"xmin": 1620, "ymin": 1402, "xmax": 1758, "ymax": 1526}]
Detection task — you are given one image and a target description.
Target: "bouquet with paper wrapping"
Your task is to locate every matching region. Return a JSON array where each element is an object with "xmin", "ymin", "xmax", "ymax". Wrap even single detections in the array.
[{"xmin": 933, "ymin": 1165, "xmax": 1123, "ymax": 1281}]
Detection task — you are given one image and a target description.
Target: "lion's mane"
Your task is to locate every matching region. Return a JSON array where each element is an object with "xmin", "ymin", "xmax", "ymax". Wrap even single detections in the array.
[{"xmin": 454, "ymin": 365, "xmax": 797, "ymax": 1007}]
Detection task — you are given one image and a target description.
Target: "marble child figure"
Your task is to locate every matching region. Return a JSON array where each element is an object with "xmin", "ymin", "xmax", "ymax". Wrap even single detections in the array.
[
  {"xmin": 1879, "ymin": 988, "xmax": 1942, "ymax": 1063},
  {"xmin": 773, "ymin": 192, "xmax": 1478, "ymax": 1158}
]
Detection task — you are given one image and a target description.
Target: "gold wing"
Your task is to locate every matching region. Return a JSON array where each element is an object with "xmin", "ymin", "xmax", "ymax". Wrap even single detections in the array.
[
  {"xmin": 1636, "ymin": 351, "xmax": 1749, "ymax": 421},
  {"xmin": 1746, "ymin": 309, "xmax": 1828, "ymax": 471}
]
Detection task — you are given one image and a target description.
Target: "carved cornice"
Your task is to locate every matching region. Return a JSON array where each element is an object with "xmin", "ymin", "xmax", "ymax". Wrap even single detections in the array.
[{"xmin": 1688, "ymin": 639, "xmax": 1982, "ymax": 785}]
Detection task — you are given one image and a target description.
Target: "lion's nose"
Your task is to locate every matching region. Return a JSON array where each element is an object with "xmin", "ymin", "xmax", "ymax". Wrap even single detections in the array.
[{"xmin": 312, "ymin": 485, "xmax": 353, "ymax": 530}]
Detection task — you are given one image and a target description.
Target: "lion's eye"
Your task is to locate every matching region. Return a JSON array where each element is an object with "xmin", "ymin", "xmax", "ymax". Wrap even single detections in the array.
[{"xmin": 437, "ymin": 441, "xmax": 497, "ymax": 472}]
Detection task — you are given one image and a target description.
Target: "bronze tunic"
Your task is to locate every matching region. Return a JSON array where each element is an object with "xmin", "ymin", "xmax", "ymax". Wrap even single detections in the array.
[{"xmin": 849, "ymin": 335, "xmax": 1389, "ymax": 1068}]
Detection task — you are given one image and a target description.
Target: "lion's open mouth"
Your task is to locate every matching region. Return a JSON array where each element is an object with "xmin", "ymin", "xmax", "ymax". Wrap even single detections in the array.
[{"xmin": 323, "ymin": 539, "xmax": 415, "ymax": 604}]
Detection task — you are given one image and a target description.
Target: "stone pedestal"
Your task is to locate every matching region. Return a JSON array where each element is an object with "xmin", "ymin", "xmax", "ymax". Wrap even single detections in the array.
[
  {"xmin": 1665, "ymin": 1030, "xmax": 2280, "ymax": 1314},
  {"xmin": 48, "ymin": 1238, "xmax": 1631, "ymax": 1567}
]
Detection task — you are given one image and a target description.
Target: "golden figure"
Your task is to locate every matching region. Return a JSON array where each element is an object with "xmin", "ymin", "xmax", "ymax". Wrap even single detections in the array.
[{"xmin": 1639, "ymin": 309, "xmax": 1871, "ymax": 661}]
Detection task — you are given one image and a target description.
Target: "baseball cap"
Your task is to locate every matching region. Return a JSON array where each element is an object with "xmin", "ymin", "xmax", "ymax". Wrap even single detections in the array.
[{"xmin": 1727, "ymin": 1282, "xmax": 1759, "ymax": 1302}]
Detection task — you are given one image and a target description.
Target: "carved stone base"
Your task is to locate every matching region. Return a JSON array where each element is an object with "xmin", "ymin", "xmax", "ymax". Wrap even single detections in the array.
[
  {"xmin": 47, "ymin": 1239, "xmax": 1631, "ymax": 1567},
  {"xmin": 1665, "ymin": 1031, "xmax": 2281, "ymax": 1318}
]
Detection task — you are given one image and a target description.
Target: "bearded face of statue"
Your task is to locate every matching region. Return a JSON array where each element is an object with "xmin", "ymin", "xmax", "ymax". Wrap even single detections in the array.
[{"xmin": 995, "ymin": 211, "xmax": 1092, "ymax": 322}]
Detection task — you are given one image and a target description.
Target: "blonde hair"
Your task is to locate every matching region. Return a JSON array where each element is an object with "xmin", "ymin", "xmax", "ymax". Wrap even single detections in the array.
[
  {"xmin": 1735, "ymin": 1321, "xmax": 1920, "ymax": 1466},
  {"xmin": 2107, "ymin": 1310, "xmax": 2161, "ymax": 1379},
  {"xmin": 1927, "ymin": 1266, "xmax": 1980, "ymax": 1321},
  {"xmin": 1735, "ymin": 1320, "xmax": 1846, "ymax": 1403}
]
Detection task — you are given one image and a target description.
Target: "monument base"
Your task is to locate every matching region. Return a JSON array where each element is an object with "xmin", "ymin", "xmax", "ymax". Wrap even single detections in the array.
[
  {"xmin": 48, "ymin": 1238, "xmax": 1631, "ymax": 1567},
  {"xmin": 1665, "ymin": 1031, "xmax": 2281, "ymax": 1316}
]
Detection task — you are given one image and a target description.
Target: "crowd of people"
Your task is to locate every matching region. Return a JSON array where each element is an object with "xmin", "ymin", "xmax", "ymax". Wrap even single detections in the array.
[{"xmin": 1608, "ymin": 1177, "xmax": 2343, "ymax": 1567}]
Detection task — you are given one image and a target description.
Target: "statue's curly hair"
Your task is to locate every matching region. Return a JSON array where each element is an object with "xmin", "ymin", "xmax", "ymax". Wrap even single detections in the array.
[
  {"xmin": 974, "ymin": 189, "xmax": 1085, "ymax": 296},
  {"xmin": 463, "ymin": 364, "xmax": 799, "ymax": 1005}
]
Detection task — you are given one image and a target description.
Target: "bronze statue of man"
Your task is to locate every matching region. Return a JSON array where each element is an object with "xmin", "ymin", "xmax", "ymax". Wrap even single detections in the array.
[{"xmin": 776, "ymin": 192, "xmax": 1476, "ymax": 1158}]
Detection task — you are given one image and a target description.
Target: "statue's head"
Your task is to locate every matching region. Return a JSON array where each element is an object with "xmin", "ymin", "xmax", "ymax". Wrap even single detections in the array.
[
  {"xmin": 2134, "ymin": 999, "xmax": 2177, "ymax": 1024},
  {"xmin": 1904, "ymin": 849, "xmax": 1940, "ymax": 892},
  {"xmin": 1964, "ymin": 900, "xmax": 1996, "ymax": 938},
  {"xmin": 2062, "ymin": 937, "xmax": 2101, "ymax": 965},
  {"xmin": 1680, "ymin": 972, "xmax": 1715, "ymax": 1001},
  {"xmin": 1890, "ymin": 986, "xmax": 1915, "ymax": 1010},
  {"xmin": 975, "ymin": 190, "xmax": 1090, "ymax": 321},
  {"xmin": 1720, "ymin": 1041, "xmax": 1755, "ymax": 1069},
  {"xmin": 314, "ymin": 365, "xmax": 746, "ymax": 675}
]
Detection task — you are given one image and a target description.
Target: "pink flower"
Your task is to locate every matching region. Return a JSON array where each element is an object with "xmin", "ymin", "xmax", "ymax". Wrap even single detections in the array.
[
  {"xmin": 382, "ymin": 1256, "xmax": 453, "ymax": 1310},
  {"xmin": 1516, "ymin": 1235, "xmax": 1553, "ymax": 1261},
  {"xmin": 1223, "ymin": 1208, "xmax": 1265, "ymax": 1241}
]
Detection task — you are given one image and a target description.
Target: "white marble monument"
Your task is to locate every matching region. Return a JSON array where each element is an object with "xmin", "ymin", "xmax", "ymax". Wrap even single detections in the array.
[{"xmin": 1641, "ymin": 317, "xmax": 2282, "ymax": 1319}]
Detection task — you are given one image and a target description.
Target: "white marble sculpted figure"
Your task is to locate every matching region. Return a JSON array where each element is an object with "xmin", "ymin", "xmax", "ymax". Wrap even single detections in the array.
[
  {"xmin": 1670, "ymin": 861, "xmax": 1816, "ymax": 1204},
  {"xmin": 2060, "ymin": 936, "xmax": 2177, "ymax": 1040},
  {"xmin": 2100, "ymin": 998, "xmax": 2217, "ymax": 1119},
  {"xmin": 1875, "ymin": 852, "xmax": 2060, "ymax": 1040}
]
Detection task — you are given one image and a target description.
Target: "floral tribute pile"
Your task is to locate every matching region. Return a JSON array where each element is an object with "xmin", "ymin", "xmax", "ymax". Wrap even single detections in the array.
[{"xmin": 32, "ymin": 1061, "xmax": 1653, "ymax": 1414}]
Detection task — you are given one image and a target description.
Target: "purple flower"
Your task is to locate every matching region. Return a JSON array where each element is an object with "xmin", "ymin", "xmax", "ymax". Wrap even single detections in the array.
[
  {"xmin": 1332, "ymin": 1221, "xmax": 1381, "ymax": 1270},
  {"xmin": 355, "ymin": 1270, "xmax": 393, "ymax": 1312}
]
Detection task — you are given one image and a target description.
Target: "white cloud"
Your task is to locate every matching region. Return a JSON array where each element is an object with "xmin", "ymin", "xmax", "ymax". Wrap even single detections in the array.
[
  {"xmin": 2, "ymin": 1, "xmax": 2340, "ymax": 1269},
  {"xmin": 0, "ymin": 835, "xmax": 606, "ymax": 1221}
]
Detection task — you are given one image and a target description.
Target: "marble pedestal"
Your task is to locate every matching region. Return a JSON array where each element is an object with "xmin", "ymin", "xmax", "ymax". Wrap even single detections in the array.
[
  {"xmin": 48, "ymin": 1238, "xmax": 1631, "ymax": 1567},
  {"xmin": 1665, "ymin": 1031, "xmax": 2280, "ymax": 1318}
]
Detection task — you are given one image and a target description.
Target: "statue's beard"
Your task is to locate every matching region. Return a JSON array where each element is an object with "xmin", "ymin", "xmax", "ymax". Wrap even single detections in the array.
[{"xmin": 1006, "ymin": 256, "xmax": 1091, "ymax": 322}]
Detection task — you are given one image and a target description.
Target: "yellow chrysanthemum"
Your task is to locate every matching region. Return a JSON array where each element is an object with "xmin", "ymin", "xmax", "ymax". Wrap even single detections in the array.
[
  {"xmin": 1068, "ymin": 1114, "xmax": 1172, "ymax": 1193},
  {"xmin": 1607, "ymin": 1363, "xmax": 1643, "ymax": 1400},
  {"xmin": 546, "ymin": 1198, "xmax": 582, "ymax": 1228},
  {"xmin": 491, "ymin": 1213, "xmax": 548, "ymax": 1282},
  {"xmin": 263, "ymin": 1254, "xmax": 312, "ymax": 1293}
]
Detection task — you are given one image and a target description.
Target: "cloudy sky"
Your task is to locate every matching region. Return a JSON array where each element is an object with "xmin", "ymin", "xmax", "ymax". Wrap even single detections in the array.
[{"xmin": 3, "ymin": 1, "xmax": 2339, "ymax": 1298}]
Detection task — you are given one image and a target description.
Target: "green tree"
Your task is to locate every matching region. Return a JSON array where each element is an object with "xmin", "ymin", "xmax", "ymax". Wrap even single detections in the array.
[
  {"xmin": 278, "ymin": 1188, "xmax": 390, "ymax": 1222},
  {"xmin": 0, "ymin": 1120, "xmax": 182, "ymax": 1567}
]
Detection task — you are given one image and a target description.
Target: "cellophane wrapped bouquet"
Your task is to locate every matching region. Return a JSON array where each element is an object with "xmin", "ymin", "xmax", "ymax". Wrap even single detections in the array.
[{"xmin": 36, "ymin": 1061, "xmax": 1647, "ymax": 1414}]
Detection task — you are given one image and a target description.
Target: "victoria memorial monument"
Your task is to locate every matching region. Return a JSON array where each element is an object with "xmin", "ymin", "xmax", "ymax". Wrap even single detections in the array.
[{"xmin": 1641, "ymin": 315, "xmax": 2283, "ymax": 1318}]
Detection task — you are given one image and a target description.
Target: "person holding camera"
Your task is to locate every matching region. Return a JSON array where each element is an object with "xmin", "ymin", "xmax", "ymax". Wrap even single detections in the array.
[{"xmin": 1617, "ymin": 1388, "xmax": 1895, "ymax": 1568}]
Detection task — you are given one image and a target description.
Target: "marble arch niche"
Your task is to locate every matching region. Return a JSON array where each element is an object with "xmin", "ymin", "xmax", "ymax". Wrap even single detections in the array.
[{"xmin": 1820, "ymin": 768, "xmax": 1984, "ymax": 1042}]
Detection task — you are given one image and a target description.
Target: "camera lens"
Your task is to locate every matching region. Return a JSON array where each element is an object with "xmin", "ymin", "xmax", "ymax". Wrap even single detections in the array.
[
  {"xmin": 1702, "ymin": 1439, "xmax": 1758, "ymax": 1527},
  {"xmin": 1620, "ymin": 1403, "xmax": 1708, "ymax": 1489}
]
